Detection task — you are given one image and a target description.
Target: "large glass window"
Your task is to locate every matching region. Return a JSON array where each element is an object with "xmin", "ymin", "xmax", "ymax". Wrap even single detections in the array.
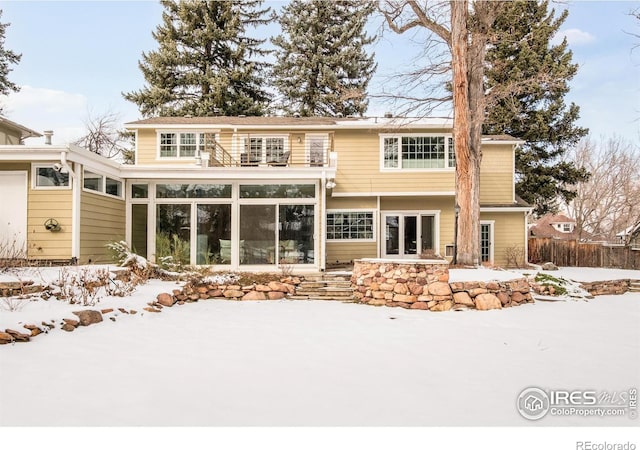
[
  {"xmin": 131, "ymin": 204, "xmax": 148, "ymax": 258},
  {"xmin": 326, "ymin": 211, "xmax": 374, "ymax": 240},
  {"xmin": 196, "ymin": 204, "xmax": 231, "ymax": 264},
  {"xmin": 279, "ymin": 205, "xmax": 314, "ymax": 264},
  {"xmin": 382, "ymin": 135, "xmax": 453, "ymax": 169},
  {"xmin": 156, "ymin": 204, "xmax": 191, "ymax": 266},
  {"xmin": 240, "ymin": 205, "xmax": 276, "ymax": 265},
  {"xmin": 240, "ymin": 184, "xmax": 315, "ymax": 199},
  {"xmin": 156, "ymin": 184, "xmax": 231, "ymax": 198}
]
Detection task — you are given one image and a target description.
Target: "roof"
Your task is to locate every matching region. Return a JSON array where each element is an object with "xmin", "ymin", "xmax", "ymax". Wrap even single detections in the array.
[
  {"xmin": 481, "ymin": 195, "xmax": 530, "ymax": 209},
  {"xmin": 0, "ymin": 116, "xmax": 42, "ymax": 139},
  {"xmin": 616, "ymin": 222, "xmax": 640, "ymax": 238},
  {"xmin": 529, "ymin": 213, "xmax": 579, "ymax": 240}
]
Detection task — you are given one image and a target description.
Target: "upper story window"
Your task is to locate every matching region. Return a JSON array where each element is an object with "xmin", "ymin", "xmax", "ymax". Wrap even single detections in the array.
[
  {"xmin": 381, "ymin": 134, "xmax": 455, "ymax": 170},
  {"xmin": 241, "ymin": 135, "xmax": 288, "ymax": 165},
  {"xmin": 32, "ymin": 164, "xmax": 70, "ymax": 189},
  {"xmin": 562, "ymin": 223, "xmax": 572, "ymax": 232},
  {"xmin": 158, "ymin": 131, "xmax": 217, "ymax": 158}
]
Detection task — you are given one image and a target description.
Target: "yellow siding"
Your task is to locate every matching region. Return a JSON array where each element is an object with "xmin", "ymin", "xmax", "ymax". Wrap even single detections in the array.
[
  {"xmin": 481, "ymin": 211, "xmax": 527, "ymax": 267},
  {"xmin": 79, "ymin": 191, "xmax": 125, "ymax": 264},
  {"xmin": 28, "ymin": 186, "xmax": 73, "ymax": 261},
  {"xmin": 332, "ymin": 129, "xmax": 456, "ymax": 195},
  {"xmin": 480, "ymin": 144, "xmax": 514, "ymax": 204}
]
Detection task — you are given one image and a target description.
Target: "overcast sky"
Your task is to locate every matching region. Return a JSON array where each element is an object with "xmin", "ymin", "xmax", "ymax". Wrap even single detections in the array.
[{"xmin": 1, "ymin": 1, "xmax": 639, "ymax": 145}]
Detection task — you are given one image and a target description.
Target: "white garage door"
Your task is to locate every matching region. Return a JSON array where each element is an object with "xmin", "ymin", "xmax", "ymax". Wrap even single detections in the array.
[{"xmin": 0, "ymin": 171, "xmax": 28, "ymax": 258}]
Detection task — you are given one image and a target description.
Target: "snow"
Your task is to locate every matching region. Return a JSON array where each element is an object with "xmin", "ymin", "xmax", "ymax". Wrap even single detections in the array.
[
  {"xmin": 0, "ymin": 266, "xmax": 638, "ymax": 427},
  {"xmin": 450, "ymin": 266, "xmax": 640, "ymax": 282}
]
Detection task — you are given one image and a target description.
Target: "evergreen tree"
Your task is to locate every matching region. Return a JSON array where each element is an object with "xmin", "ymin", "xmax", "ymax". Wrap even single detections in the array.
[
  {"xmin": 124, "ymin": 0, "xmax": 270, "ymax": 117},
  {"xmin": 0, "ymin": 9, "xmax": 21, "ymax": 113},
  {"xmin": 484, "ymin": 0, "xmax": 589, "ymax": 216},
  {"xmin": 271, "ymin": 0, "xmax": 376, "ymax": 117}
]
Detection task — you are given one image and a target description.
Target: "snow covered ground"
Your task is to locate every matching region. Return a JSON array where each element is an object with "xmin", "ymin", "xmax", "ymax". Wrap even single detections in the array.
[{"xmin": 0, "ymin": 266, "xmax": 638, "ymax": 427}]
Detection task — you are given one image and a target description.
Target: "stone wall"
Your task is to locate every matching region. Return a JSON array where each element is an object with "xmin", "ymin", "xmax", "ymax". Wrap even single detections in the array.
[
  {"xmin": 579, "ymin": 280, "xmax": 629, "ymax": 296},
  {"xmin": 351, "ymin": 259, "xmax": 533, "ymax": 311}
]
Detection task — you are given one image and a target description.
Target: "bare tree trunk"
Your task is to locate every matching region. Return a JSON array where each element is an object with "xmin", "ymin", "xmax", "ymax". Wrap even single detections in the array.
[{"xmin": 451, "ymin": 0, "xmax": 474, "ymax": 265}]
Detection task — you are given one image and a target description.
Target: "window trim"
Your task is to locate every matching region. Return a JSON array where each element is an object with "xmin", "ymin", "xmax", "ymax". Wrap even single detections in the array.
[
  {"xmin": 326, "ymin": 209, "xmax": 376, "ymax": 242},
  {"xmin": 31, "ymin": 163, "xmax": 71, "ymax": 190},
  {"xmin": 156, "ymin": 130, "xmax": 219, "ymax": 160},
  {"xmin": 82, "ymin": 168, "xmax": 124, "ymax": 199},
  {"xmin": 379, "ymin": 133, "xmax": 455, "ymax": 172}
]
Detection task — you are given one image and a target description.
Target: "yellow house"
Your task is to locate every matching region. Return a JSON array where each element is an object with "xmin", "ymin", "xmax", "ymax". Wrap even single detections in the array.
[{"xmin": 0, "ymin": 115, "xmax": 530, "ymax": 269}]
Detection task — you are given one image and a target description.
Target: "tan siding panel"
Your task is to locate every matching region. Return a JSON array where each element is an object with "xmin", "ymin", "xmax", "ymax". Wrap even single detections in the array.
[
  {"xmin": 79, "ymin": 191, "xmax": 125, "ymax": 264},
  {"xmin": 326, "ymin": 242, "xmax": 377, "ymax": 263},
  {"xmin": 481, "ymin": 211, "xmax": 527, "ymax": 267},
  {"xmin": 27, "ymin": 182, "xmax": 73, "ymax": 260},
  {"xmin": 479, "ymin": 145, "xmax": 514, "ymax": 203}
]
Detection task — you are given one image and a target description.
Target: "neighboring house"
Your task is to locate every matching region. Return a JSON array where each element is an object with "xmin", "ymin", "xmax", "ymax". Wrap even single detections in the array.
[
  {"xmin": 615, "ymin": 222, "xmax": 640, "ymax": 247},
  {"xmin": 0, "ymin": 115, "xmax": 531, "ymax": 269},
  {"xmin": 0, "ymin": 119, "xmax": 125, "ymax": 263},
  {"xmin": 529, "ymin": 214, "xmax": 580, "ymax": 240}
]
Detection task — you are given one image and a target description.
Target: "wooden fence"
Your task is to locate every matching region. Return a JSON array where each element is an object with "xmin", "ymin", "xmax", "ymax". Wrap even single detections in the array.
[{"xmin": 528, "ymin": 238, "xmax": 640, "ymax": 269}]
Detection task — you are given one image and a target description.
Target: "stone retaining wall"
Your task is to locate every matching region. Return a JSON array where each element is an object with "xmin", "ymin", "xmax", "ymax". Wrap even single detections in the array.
[
  {"xmin": 351, "ymin": 259, "xmax": 533, "ymax": 311},
  {"xmin": 579, "ymin": 280, "xmax": 629, "ymax": 296}
]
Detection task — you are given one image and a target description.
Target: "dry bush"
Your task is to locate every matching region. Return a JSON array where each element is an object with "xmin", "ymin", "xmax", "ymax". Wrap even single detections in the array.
[
  {"xmin": 0, "ymin": 235, "xmax": 27, "ymax": 272},
  {"xmin": 504, "ymin": 245, "xmax": 526, "ymax": 268}
]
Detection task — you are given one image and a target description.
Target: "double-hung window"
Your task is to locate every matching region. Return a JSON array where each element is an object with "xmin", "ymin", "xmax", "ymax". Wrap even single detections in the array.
[
  {"xmin": 382, "ymin": 135, "xmax": 455, "ymax": 170},
  {"xmin": 158, "ymin": 131, "xmax": 217, "ymax": 158}
]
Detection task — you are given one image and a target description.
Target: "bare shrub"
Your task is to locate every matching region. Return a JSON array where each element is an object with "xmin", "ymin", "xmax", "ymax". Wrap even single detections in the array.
[
  {"xmin": 0, "ymin": 235, "xmax": 27, "ymax": 272},
  {"xmin": 504, "ymin": 245, "xmax": 526, "ymax": 268},
  {"xmin": 0, "ymin": 297, "xmax": 29, "ymax": 312}
]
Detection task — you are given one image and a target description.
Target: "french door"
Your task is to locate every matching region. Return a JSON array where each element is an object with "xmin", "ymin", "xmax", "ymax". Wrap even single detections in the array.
[
  {"xmin": 382, "ymin": 213, "xmax": 438, "ymax": 258},
  {"xmin": 480, "ymin": 221, "xmax": 494, "ymax": 263}
]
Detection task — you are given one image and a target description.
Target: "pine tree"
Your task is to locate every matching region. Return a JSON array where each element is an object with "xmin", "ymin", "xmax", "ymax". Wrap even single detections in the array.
[
  {"xmin": 484, "ymin": 0, "xmax": 589, "ymax": 216},
  {"xmin": 271, "ymin": 0, "xmax": 376, "ymax": 117},
  {"xmin": 124, "ymin": 0, "xmax": 271, "ymax": 117},
  {"xmin": 0, "ymin": 9, "xmax": 21, "ymax": 113}
]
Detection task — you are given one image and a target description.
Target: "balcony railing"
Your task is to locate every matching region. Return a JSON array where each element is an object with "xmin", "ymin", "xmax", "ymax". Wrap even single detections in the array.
[{"xmin": 205, "ymin": 142, "xmax": 336, "ymax": 169}]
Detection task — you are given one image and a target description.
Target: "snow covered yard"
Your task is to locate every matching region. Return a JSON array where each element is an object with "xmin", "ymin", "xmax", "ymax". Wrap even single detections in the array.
[{"xmin": 0, "ymin": 266, "xmax": 638, "ymax": 426}]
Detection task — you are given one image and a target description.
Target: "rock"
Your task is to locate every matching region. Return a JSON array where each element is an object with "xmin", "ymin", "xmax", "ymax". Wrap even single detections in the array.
[
  {"xmin": 268, "ymin": 291, "xmax": 286, "ymax": 300},
  {"xmin": 410, "ymin": 301, "xmax": 428, "ymax": 310},
  {"xmin": 541, "ymin": 262, "xmax": 558, "ymax": 271},
  {"xmin": 428, "ymin": 282, "xmax": 452, "ymax": 296},
  {"xmin": 41, "ymin": 321, "xmax": 55, "ymax": 330},
  {"xmin": 430, "ymin": 300, "xmax": 453, "ymax": 312},
  {"xmin": 469, "ymin": 287, "xmax": 488, "ymax": 297},
  {"xmin": 118, "ymin": 308, "xmax": 129, "ymax": 314},
  {"xmin": 449, "ymin": 282, "xmax": 465, "ymax": 292},
  {"xmin": 486, "ymin": 282, "xmax": 500, "ymax": 291},
  {"xmin": 511, "ymin": 292, "xmax": 524, "ymax": 303},
  {"xmin": 63, "ymin": 318, "xmax": 79, "ymax": 327},
  {"xmin": 72, "ymin": 310, "xmax": 103, "ymax": 326},
  {"xmin": 475, "ymin": 293, "xmax": 502, "ymax": 311},
  {"xmin": 453, "ymin": 292, "xmax": 474, "ymax": 306},
  {"xmin": 379, "ymin": 283, "xmax": 394, "ymax": 292},
  {"xmin": 129, "ymin": 310, "xmax": 137, "ymax": 315},
  {"xmin": 372, "ymin": 291, "xmax": 386, "ymax": 299},
  {"xmin": 156, "ymin": 293, "xmax": 176, "ymax": 307},
  {"xmin": 143, "ymin": 307, "xmax": 161, "ymax": 313},
  {"xmin": 0, "ymin": 331, "xmax": 14, "ymax": 344},
  {"xmin": 5, "ymin": 329, "xmax": 31, "ymax": 342},
  {"xmin": 109, "ymin": 317, "xmax": 116, "ymax": 322},
  {"xmin": 100, "ymin": 308, "xmax": 114, "ymax": 314},
  {"xmin": 207, "ymin": 289, "xmax": 224, "ymax": 298},
  {"xmin": 497, "ymin": 292, "xmax": 511, "ymax": 306},
  {"xmin": 61, "ymin": 323, "xmax": 76, "ymax": 332},
  {"xmin": 196, "ymin": 286, "xmax": 209, "ymax": 294},
  {"xmin": 223, "ymin": 289, "xmax": 244, "ymax": 298},
  {"xmin": 268, "ymin": 281, "xmax": 289, "ymax": 293},
  {"xmin": 393, "ymin": 283, "xmax": 408, "ymax": 295},
  {"xmin": 408, "ymin": 283, "xmax": 424, "ymax": 296},
  {"xmin": 242, "ymin": 291, "xmax": 267, "ymax": 301},
  {"xmin": 393, "ymin": 294, "xmax": 417, "ymax": 303},
  {"xmin": 23, "ymin": 324, "xmax": 42, "ymax": 337},
  {"xmin": 368, "ymin": 299, "xmax": 387, "ymax": 306},
  {"xmin": 255, "ymin": 284, "xmax": 271, "ymax": 292}
]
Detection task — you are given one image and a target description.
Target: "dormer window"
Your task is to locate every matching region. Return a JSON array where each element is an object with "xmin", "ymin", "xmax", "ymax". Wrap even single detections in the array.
[{"xmin": 562, "ymin": 223, "xmax": 571, "ymax": 232}]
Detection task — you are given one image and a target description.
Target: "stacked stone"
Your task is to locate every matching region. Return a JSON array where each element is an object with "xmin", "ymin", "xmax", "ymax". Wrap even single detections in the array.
[
  {"xmin": 351, "ymin": 261, "xmax": 455, "ymax": 311},
  {"xmin": 176, "ymin": 277, "xmax": 301, "ymax": 302},
  {"xmin": 0, "ymin": 281, "xmax": 43, "ymax": 297},
  {"xmin": 579, "ymin": 280, "xmax": 629, "ymax": 296},
  {"xmin": 449, "ymin": 279, "xmax": 533, "ymax": 310}
]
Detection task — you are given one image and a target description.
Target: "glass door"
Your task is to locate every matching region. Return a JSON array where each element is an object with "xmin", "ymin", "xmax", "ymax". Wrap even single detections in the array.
[
  {"xmin": 480, "ymin": 222, "xmax": 493, "ymax": 263},
  {"xmin": 383, "ymin": 213, "xmax": 437, "ymax": 258}
]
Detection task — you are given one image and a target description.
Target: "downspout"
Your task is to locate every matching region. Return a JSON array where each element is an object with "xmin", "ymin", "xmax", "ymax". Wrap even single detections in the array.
[{"xmin": 320, "ymin": 172, "xmax": 327, "ymax": 272}]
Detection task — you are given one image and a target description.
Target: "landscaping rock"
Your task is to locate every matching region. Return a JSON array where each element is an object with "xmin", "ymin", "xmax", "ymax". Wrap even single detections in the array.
[
  {"xmin": 5, "ymin": 329, "xmax": 30, "ymax": 342},
  {"xmin": 72, "ymin": 310, "xmax": 103, "ymax": 326},
  {"xmin": 475, "ymin": 293, "xmax": 502, "ymax": 311},
  {"xmin": 0, "ymin": 331, "xmax": 14, "ymax": 344},
  {"xmin": 242, "ymin": 291, "xmax": 267, "ymax": 301},
  {"xmin": 61, "ymin": 323, "xmax": 76, "ymax": 332},
  {"xmin": 428, "ymin": 282, "xmax": 452, "ymax": 296},
  {"xmin": 268, "ymin": 291, "xmax": 286, "ymax": 300},
  {"xmin": 430, "ymin": 300, "xmax": 453, "ymax": 312},
  {"xmin": 156, "ymin": 293, "xmax": 176, "ymax": 307},
  {"xmin": 410, "ymin": 301, "xmax": 428, "ymax": 310},
  {"xmin": 452, "ymin": 292, "xmax": 474, "ymax": 306},
  {"xmin": 541, "ymin": 262, "xmax": 558, "ymax": 271}
]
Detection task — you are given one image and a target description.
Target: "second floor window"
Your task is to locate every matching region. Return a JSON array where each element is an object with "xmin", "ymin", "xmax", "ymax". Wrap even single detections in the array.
[
  {"xmin": 159, "ymin": 132, "xmax": 216, "ymax": 158},
  {"xmin": 241, "ymin": 136, "xmax": 287, "ymax": 164},
  {"xmin": 382, "ymin": 135, "xmax": 455, "ymax": 170}
]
